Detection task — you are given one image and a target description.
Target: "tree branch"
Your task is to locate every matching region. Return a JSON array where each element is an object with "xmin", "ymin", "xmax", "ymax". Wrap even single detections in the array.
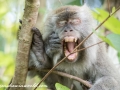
[
  {"xmin": 58, "ymin": 0, "xmax": 63, "ymax": 6},
  {"xmin": 41, "ymin": 69, "xmax": 92, "ymax": 88},
  {"xmin": 9, "ymin": 0, "xmax": 40, "ymax": 90}
]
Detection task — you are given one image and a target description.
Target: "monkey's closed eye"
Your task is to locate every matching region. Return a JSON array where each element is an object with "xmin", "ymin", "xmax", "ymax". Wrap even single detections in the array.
[
  {"xmin": 58, "ymin": 20, "xmax": 67, "ymax": 27},
  {"xmin": 70, "ymin": 19, "xmax": 81, "ymax": 25}
]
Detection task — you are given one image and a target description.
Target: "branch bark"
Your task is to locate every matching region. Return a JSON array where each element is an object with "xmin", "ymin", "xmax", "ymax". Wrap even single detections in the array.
[
  {"xmin": 41, "ymin": 69, "xmax": 92, "ymax": 88},
  {"xmin": 9, "ymin": 0, "xmax": 40, "ymax": 90}
]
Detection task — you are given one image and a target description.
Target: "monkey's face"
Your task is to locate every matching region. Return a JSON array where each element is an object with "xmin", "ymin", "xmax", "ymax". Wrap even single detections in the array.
[
  {"xmin": 53, "ymin": 7, "xmax": 83, "ymax": 62},
  {"xmin": 56, "ymin": 17, "xmax": 81, "ymax": 62}
]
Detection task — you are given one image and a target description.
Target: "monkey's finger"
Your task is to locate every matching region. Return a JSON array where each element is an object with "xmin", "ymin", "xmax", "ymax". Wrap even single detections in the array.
[
  {"xmin": 50, "ymin": 43, "xmax": 62, "ymax": 48},
  {"xmin": 49, "ymin": 47, "xmax": 62, "ymax": 52},
  {"xmin": 32, "ymin": 27, "xmax": 42, "ymax": 36},
  {"xmin": 31, "ymin": 27, "xmax": 38, "ymax": 32},
  {"xmin": 49, "ymin": 34, "xmax": 59, "ymax": 39},
  {"xmin": 31, "ymin": 27, "xmax": 39, "ymax": 33},
  {"xmin": 49, "ymin": 38, "xmax": 61, "ymax": 44}
]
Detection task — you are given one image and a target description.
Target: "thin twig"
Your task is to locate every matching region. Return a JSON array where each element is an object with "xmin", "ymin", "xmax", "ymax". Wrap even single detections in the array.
[
  {"xmin": 77, "ymin": 41, "xmax": 103, "ymax": 52},
  {"xmin": 41, "ymin": 69, "xmax": 92, "ymax": 88},
  {"xmin": 107, "ymin": 0, "xmax": 111, "ymax": 15},
  {"xmin": 34, "ymin": 6, "xmax": 120, "ymax": 90},
  {"xmin": 58, "ymin": 0, "xmax": 63, "ymax": 6},
  {"xmin": 67, "ymin": 41, "xmax": 103, "ymax": 55}
]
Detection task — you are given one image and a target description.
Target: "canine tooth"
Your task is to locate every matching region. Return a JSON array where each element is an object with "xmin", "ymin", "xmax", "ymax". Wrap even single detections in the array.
[
  {"xmin": 75, "ymin": 38, "xmax": 77, "ymax": 42},
  {"xmin": 65, "ymin": 38, "xmax": 68, "ymax": 42}
]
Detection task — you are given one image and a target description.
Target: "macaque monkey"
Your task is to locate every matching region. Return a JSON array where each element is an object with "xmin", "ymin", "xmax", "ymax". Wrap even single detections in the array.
[{"xmin": 29, "ymin": 4, "xmax": 120, "ymax": 90}]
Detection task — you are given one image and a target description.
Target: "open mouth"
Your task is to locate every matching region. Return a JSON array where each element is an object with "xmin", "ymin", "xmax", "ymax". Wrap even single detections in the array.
[{"xmin": 63, "ymin": 36, "xmax": 79, "ymax": 62}]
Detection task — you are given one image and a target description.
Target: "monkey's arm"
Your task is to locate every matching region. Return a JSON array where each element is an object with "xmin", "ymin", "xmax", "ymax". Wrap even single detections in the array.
[
  {"xmin": 89, "ymin": 56, "xmax": 119, "ymax": 90},
  {"xmin": 28, "ymin": 28, "xmax": 61, "ymax": 90},
  {"xmin": 89, "ymin": 76, "xmax": 119, "ymax": 90}
]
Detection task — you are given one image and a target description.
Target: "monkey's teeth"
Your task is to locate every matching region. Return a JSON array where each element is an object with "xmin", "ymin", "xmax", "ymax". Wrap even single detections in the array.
[
  {"xmin": 69, "ymin": 39, "xmax": 74, "ymax": 42},
  {"xmin": 64, "ymin": 37, "xmax": 77, "ymax": 42}
]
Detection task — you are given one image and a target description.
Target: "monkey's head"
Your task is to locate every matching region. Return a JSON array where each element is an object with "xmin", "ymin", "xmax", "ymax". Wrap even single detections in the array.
[{"xmin": 43, "ymin": 5, "xmax": 97, "ymax": 63}]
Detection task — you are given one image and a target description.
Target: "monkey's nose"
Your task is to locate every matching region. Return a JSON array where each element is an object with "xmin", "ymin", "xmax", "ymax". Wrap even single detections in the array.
[{"xmin": 64, "ymin": 29, "xmax": 73, "ymax": 32}]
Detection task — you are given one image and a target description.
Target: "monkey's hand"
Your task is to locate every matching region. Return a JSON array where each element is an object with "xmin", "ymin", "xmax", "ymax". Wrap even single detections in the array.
[
  {"xmin": 29, "ymin": 27, "xmax": 51, "ymax": 69},
  {"xmin": 45, "ymin": 32, "xmax": 62, "ymax": 58},
  {"xmin": 31, "ymin": 27, "xmax": 45, "ymax": 63}
]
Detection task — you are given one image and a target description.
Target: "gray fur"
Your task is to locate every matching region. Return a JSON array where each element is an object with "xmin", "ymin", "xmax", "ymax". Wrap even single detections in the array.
[{"xmin": 29, "ymin": 5, "xmax": 120, "ymax": 90}]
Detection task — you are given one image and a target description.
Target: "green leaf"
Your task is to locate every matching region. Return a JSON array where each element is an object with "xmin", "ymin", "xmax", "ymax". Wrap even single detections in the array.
[
  {"xmin": 106, "ymin": 33, "xmax": 120, "ymax": 53},
  {"xmin": 0, "ymin": 52, "xmax": 14, "ymax": 66},
  {"xmin": 93, "ymin": 9, "xmax": 120, "ymax": 34},
  {"xmin": 112, "ymin": 7, "xmax": 116, "ymax": 14},
  {"xmin": 69, "ymin": 0, "xmax": 82, "ymax": 6},
  {"xmin": 118, "ymin": 52, "xmax": 120, "ymax": 61},
  {"xmin": 99, "ymin": 35, "xmax": 113, "ymax": 46},
  {"xmin": 55, "ymin": 83, "xmax": 70, "ymax": 90}
]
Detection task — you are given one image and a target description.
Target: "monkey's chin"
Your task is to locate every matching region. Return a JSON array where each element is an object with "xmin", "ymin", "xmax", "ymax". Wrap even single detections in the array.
[{"xmin": 65, "ymin": 50, "xmax": 78, "ymax": 62}]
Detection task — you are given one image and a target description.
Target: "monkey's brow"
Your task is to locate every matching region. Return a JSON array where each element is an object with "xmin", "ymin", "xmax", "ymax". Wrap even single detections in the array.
[
  {"xmin": 65, "ymin": 8, "xmax": 69, "ymax": 19},
  {"xmin": 65, "ymin": 8, "xmax": 77, "ymax": 19},
  {"xmin": 58, "ymin": 10, "xmax": 77, "ymax": 21}
]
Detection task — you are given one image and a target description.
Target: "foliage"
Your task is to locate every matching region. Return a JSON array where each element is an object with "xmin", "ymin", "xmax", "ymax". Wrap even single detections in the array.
[
  {"xmin": 55, "ymin": 83, "xmax": 70, "ymax": 90},
  {"xmin": 107, "ymin": 34, "xmax": 120, "ymax": 53},
  {"xmin": 0, "ymin": 52, "xmax": 14, "ymax": 83},
  {"xmin": 93, "ymin": 8, "xmax": 120, "ymax": 60},
  {"xmin": 93, "ymin": 8, "xmax": 120, "ymax": 34},
  {"xmin": 0, "ymin": 0, "xmax": 24, "ymax": 89}
]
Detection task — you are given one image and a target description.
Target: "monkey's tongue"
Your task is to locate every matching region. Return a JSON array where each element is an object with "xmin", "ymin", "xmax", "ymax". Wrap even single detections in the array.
[
  {"xmin": 67, "ymin": 42, "xmax": 75, "ymax": 52},
  {"xmin": 65, "ymin": 42, "xmax": 77, "ymax": 61}
]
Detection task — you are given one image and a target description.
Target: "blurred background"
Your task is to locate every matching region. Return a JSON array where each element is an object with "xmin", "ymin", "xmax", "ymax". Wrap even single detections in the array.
[{"xmin": 0, "ymin": 0, "xmax": 120, "ymax": 90}]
